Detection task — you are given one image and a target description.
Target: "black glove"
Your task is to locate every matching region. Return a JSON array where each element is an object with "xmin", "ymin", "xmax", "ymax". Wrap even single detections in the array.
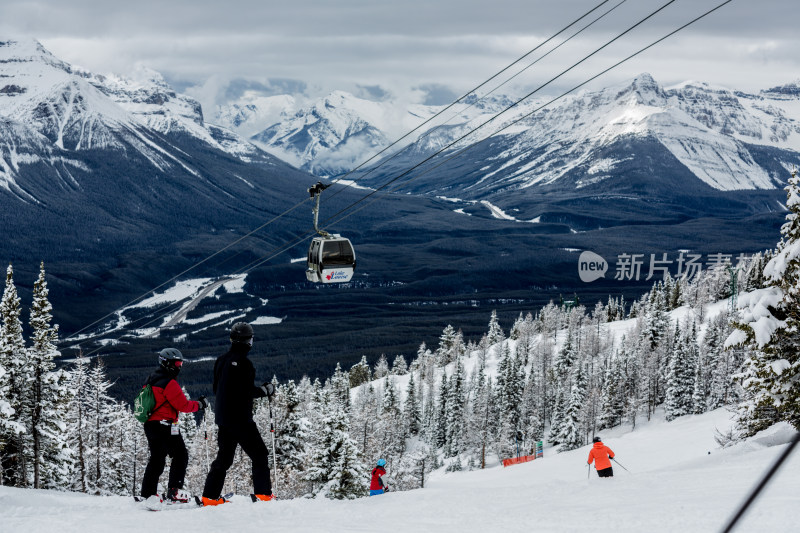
[
  {"xmin": 261, "ymin": 382, "xmax": 276, "ymax": 397},
  {"xmin": 197, "ymin": 396, "xmax": 209, "ymax": 410}
]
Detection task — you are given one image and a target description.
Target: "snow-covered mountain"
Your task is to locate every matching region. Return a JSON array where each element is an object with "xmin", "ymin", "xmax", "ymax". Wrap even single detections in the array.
[
  {"xmin": 0, "ymin": 38, "xmax": 313, "ymax": 305},
  {"xmin": 0, "ymin": 38, "xmax": 281, "ymax": 192},
  {"xmin": 226, "ymin": 74, "xmax": 800, "ymax": 207},
  {"xmin": 214, "ymin": 93, "xmax": 297, "ymax": 138},
  {"xmin": 350, "ymin": 74, "xmax": 800, "ymax": 195},
  {"xmin": 212, "ymin": 90, "xmax": 442, "ymax": 177}
]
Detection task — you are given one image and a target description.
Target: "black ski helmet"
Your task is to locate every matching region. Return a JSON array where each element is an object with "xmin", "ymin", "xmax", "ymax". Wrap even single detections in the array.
[
  {"xmin": 158, "ymin": 347, "xmax": 184, "ymax": 371},
  {"xmin": 593, "ymin": 436, "xmax": 602, "ymax": 443},
  {"xmin": 230, "ymin": 322, "xmax": 254, "ymax": 343}
]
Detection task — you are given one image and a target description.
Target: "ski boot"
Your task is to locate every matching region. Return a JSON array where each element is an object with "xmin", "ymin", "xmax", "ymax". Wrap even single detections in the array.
[
  {"xmin": 196, "ymin": 495, "xmax": 229, "ymax": 507},
  {"xmin": 165, "ymin": 487, "xmax": 191, "ymax": 504},
  {"xmin": 143, "ymin": 495, "xmax": 163, "ymax": 511},
  {"xmin": 250, "ymin": 493, "xmax": 275, "ymax": 502}
]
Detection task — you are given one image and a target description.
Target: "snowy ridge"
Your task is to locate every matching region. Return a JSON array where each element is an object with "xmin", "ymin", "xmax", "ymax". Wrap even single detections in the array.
[
  {"xmin": 235, "ymin": 73, "xmax": 800, "ymax": 193},
  {"xmin": 0, "ymin": 39, "xmax": 275, "ymax": 192},
  {"xmin": 243, "ymin": 91, "xmax": 445, "ymax": 176}
]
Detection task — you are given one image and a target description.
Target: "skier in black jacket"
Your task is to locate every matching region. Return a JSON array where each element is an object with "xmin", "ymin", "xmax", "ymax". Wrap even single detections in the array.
[{"xmin": 198, "ymin": 322, "xmax": 276, "ymax": 506}]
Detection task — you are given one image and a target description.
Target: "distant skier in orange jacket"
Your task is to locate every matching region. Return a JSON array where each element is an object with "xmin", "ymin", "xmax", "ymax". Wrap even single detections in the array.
[{"xmin": 587, "ymin": 436, "xmax": 615, "ymax": 477}]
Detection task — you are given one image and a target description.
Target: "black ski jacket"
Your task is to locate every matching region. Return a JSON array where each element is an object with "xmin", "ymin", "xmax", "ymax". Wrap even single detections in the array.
[{"xmin": 212, "ymin": 342, "xmax": 267, "ymax": 427}]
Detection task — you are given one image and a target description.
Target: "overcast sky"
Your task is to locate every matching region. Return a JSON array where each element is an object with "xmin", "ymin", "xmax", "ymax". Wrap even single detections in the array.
[{"xmin": 2, "ymin": 0, "xmax": 798, "ymax": 113}]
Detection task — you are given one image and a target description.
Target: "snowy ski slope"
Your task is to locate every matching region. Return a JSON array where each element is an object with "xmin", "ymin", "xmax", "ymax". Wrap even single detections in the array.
[{"xmin": 1, "ymin": 408, "xmax": 797, "ymax": 532}]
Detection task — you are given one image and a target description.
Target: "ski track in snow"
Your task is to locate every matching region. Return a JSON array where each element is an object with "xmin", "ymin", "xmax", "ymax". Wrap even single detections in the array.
[{"xmin": 0, "ymin": 410, "xmax": 798, "ymax": 532}]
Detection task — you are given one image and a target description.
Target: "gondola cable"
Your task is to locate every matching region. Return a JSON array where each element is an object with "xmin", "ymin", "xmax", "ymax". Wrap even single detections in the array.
[
  {"xmin": 73, "ymin": 0, "xmax": 733, "ymax": 349},
  {"xmin": 322, "ymin": 0, "xmax": 736, "ymax": 230},
  {"xmin": 324, "ymin": 0, "xmax": 628, "ymax": 200},
  {"xmin": 63, "ymin": 0, "xmax": 620, "ymax": 342},
  {"xmin": 239, "ymin": 0, "xmax": 734, "ymax": 277},
  {"xmin": 320, "ymin": 0, "xmax": 616, "ymax": 192}
]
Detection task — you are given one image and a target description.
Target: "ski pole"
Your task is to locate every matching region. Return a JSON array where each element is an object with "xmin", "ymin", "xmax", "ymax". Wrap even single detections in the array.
[
  {"xmin": 587, "ymin": 464, "xmax": 591, "ymax": 479},
  {"xmin": 611, "ymin": 457, "xmax": 630, "ymax": 473},
  {"xmin": 202, "ymin": 409, "xmax": 210, "ymax": 473},
  {"xmin": 268, "ymin": 395, "xmax": 278, "ymax": 494}
]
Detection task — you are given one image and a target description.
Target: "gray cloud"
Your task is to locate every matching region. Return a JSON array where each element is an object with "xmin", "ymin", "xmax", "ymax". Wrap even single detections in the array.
[
  {"xmin": 417, "ymin": 83, "xmax": 460, "ymax": 106},
  {"xmin": 2, "ymin": 0, "xmax": 798, "ymax": 108},
  {"xmin": 356, "ymin": 84, "xmax": 391, "ymax": 102}
]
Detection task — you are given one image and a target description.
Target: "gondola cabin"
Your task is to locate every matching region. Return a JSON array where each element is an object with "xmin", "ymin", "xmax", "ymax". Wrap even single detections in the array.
[{"xmin": 306, "ymin": 235, "xmax": 356, "ymax": 283}]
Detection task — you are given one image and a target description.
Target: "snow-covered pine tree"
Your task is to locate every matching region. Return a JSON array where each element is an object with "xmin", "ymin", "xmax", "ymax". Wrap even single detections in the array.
[
  {"xmin": 434, "ymin": 373, "xmax": 448, "ymax": 449},
  {"xmin": 82, "ymin": 359, "xmax": 126, "ymax": 494},
  {"xmin": 330, "ymin": 363, "xmax": 351, "ymax": 412},
  {"xmin": 436, "ymin": 325, "xmax": 458, "ymax": 366},
  {"xmin": 558, "ymin": 365, "xmax": 587, "ymax": 452},
  {"xmin": 598, "ymin": 354, "xmax": 624, "ymax": 429},
  {"xmin": 391, "ymin": 354, "xmax": 408, "ymax": 375},
  {"xmin": 67, "ymin": 352, "xmax": 90, "ymax": 492},
  {"xmin": 377, "ymin": 376, "xmax": 405, "ymax": 461},
  {"xmin": 278, "ymin": 380, "xmax": 309, "ymax": 473},
  {"xmin": 548, "ymin": 385, "xmax": 567, "ymax": 446},
  {"xmin": 732, "ymin": 169, "xmax": 800, "ymax": 432},
  {"xmin": 0, "ymin": 264, "xmax": 29, "ymax": 487},
  {"xmin": 487, "ymin": 310, "xmax": 505, "ymax": 346},
  {"xmin": 404, "ymin": 372, "xmax": 421, "ymax": 436},
  {"xmin": 305, "ymin": 391, "xmax": 367, "ymax": 499},
  {"xmin": 707, "ymin": 314, "xmax": 738, "ymax": 409},
  {"xmin": 349, "ymin": 356, "xmax": 371, "ymax": 387},
  {"xmin": 373, "ymin": 355, "xmax": 390, "ymax": 379},
  {"xmin": 665, "ymin": 324, "xmax": 696, "ymax": 421},
  {"xmin": 27, "ymin": 263, "xmax": 74, "ymax": 489},
  {"xmin": 0, "ymin": 357, "xmax": 17, "ymax": 487},
  {"xmin": 445, "ymin": 355, "xmax": 466, "ymax": 457}
]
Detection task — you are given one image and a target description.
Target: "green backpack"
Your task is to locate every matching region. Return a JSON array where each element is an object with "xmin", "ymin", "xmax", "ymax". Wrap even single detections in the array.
[{"xmin": 133, "ymin": 384, "xmax": 167, "ymax": 423}]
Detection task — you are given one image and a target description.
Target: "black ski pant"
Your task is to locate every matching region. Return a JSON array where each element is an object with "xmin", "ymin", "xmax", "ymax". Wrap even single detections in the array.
[
  {"xmin": 141, "ymin": 421, "xmax": 188, "ymax": 498},
  {"xmin": 202, "ymin": 421, "xmax": 271, "ymax": 498},
  {"xmin": 597, "ymin": 466, "xmax": 614, "ymax": 478}
]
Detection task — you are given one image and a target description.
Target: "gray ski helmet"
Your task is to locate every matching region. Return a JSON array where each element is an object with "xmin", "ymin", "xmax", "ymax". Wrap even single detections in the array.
[
  {"xmin": 230, "ymin": 322, "xmax": 254, "ymax": 343},
  {"xmin": 158, "ymin": 347, "xmax": 184, "ymax": 367},
  {"xmin": 593, "ymin": 436, "xmax": 602, "ymax": 443}
]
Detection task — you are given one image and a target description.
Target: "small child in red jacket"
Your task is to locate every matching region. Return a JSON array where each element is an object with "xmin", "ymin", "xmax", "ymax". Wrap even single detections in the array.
[{"xmin": 370, "ymin": 459, "xmax": 388, "ymax": 496}]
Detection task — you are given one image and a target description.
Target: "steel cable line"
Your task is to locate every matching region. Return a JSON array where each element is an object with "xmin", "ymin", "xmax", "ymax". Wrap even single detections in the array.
[
  {"xmin": 75, "ymin": 0, "xmax": 730, "ymax": 351},
  {"xmin": 314, "ymin": 0, "xmax": 681, "ymax": 228},
  {"xmin": 318, "ymin": 0, "xmax": 615, "ymax": 194},
  {"xmin": 63, "ymin": 198, "xmax": 311, "ymax": 343},
  {"xmin": 324, "ymin": 0, "xmax": 628, "ymax": 199},
  {"xmin": 319, "ymin": 0, "xmax": 734, "ymax": 232},
  {"xmin": 77, "ymin": 229, "xmax": 322, "ymax": 358},
  {"xmin": 63, "ymin": 1, "xmax": 614, "ymax": 345}
]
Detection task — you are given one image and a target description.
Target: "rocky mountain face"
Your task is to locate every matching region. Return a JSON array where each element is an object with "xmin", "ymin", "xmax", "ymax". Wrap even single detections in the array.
[
  {"xmin": 0, "ymin": 39, "xmax": 314, "ymax": 331},
  {"xmin": 1, "ymin": 40, "xmax": 793, "ymax": 390},
  {"xmin": 214, "ymin": 90, "xmax": 442, "ymax": 178},
  {"xmin": 218, "ymin": 74, "xmax": 800, "ymax": 206}
]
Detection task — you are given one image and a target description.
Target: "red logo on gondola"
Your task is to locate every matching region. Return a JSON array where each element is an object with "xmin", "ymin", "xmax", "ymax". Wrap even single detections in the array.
[{"xmin": 326, "ymin": 273, "xmax": 333, "ymax": 281}]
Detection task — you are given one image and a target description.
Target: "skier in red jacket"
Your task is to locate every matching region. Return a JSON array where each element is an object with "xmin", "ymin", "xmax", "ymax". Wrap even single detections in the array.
[
  {"xmin": 140, "ymin": 348, "xmax": 207, "ymax": 505},
  {"xmin": 370, "ymin": 459, "xmax": 388, "ymax": 496},
  {"xmin": 587, "ymin": 436, "xmax": 615, "ymax": 477}
]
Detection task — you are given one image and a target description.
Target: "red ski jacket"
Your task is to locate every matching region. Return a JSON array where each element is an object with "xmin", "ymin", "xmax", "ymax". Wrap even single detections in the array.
[
  {"xmin": 370, "ymin": 466, "xmax": 386, "ymax": 491},
  {"xmin": 587, "ymin": 442, "xmax": 615, "ymax": 470},
  {"xmin": 146, "ymin": 367, "xmax": 199, "ymax": 422}
]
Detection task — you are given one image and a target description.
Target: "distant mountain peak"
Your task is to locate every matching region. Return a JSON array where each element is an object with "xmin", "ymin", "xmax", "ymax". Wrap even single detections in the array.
[
  {"xmin": 762, "ymin": 80, "xmax": 800, "ymax": 99},
  {"xmin": 0, "ymin": 38, "xmax": 71, "ymax": 73}
]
